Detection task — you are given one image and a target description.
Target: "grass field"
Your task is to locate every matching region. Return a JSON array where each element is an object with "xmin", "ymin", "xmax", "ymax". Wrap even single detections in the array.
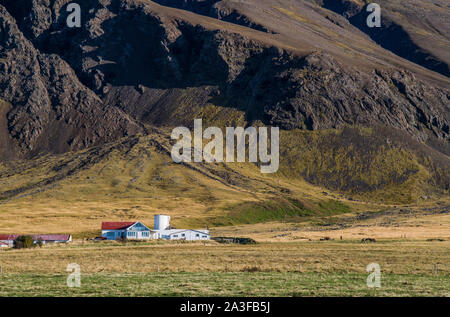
[
  {"xmin": 1, "ymin": 272, "xmax": 448, "ymax": 297},
  {"xmin": 0, "ymin": 239, "xmax": 448, "ymax": 296}
]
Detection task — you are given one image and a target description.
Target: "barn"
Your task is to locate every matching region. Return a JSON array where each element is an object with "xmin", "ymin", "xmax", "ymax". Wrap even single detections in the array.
[
  {"xmin": 101, "ymin": 221, "xmax": 157, "ymax": 240},
  {"xmin": 0, "ymin": 234, "xmax": 72, "ymax": 247},
  {"xmin": 0, "ymin": 234, "xmax": 17, "ymax": 247},
  {"xmin": 156, "ymin": 229, "xmax": 210, "ymax": 241},
  {"xmin": 154, "ymin": 215, "xmax": 210, "ymax": 241},
  {"xmin": 33, "ymin": 234, "xmax": 72, "ymax": 244}
]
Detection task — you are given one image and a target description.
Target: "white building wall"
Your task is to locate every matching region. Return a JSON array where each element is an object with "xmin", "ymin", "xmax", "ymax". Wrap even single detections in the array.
[{"xmin": 164, "ymin": 229, "xmax": 210, "ymax": 241}]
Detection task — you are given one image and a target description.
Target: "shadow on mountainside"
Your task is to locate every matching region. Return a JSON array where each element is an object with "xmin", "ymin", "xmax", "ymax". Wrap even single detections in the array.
[{"xmin": 322, "ymin": 0, "xmax": 450, "ymax": 77}]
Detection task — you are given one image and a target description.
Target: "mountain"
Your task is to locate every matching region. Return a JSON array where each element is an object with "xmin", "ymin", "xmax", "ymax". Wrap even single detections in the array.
[
  {"xmin": 0, "ymin": 0, "xmax": 449, "ymax": 211},
  {"xmin": 0, "ymin": 125, "xmax": 449, "ymax": 235}
]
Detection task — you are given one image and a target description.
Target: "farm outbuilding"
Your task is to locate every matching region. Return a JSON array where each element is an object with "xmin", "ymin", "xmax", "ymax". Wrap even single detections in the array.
[
  {"xmin": 153, "ymin": 215, "xmax": 210, "ymax": 241},
  {"xmin": 156, "ymin": 229, "xmax": 210, "ymax": 241},
  {"xmin": 0, "ymin": 234, "xmax": 72, "ymax": 247}
]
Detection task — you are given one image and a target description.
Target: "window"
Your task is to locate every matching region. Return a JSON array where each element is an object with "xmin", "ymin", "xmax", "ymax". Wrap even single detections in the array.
[
  {"xmin": 173, "ymin": 235, "xmax": 178, "ymax": 238},
  {"xmin": 142, "ymin": 232, "xmax": 149, "ymax": 237},
  {"xmin": 202, "ymin": 236, "xmax": 207, "ymax": 238},
  {"xmin": 128, "ymin": 232, "xmax": 135, "ymax": 237},
  {"xmin": 181, "ymin": 234, "xmax": 185, "ymax": 237},
  {"xmin": 196, "ymin": 234, "xmax": 200, "ymax": 237}
]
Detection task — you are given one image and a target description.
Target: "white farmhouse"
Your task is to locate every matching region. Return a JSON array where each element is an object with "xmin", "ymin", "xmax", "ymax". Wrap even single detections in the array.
[{"xmin": 101, "ymin": 221, "xmax": 157, "ymax": 240}]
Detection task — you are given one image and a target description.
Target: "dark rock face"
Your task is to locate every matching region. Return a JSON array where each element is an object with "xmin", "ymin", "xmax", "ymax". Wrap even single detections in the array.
[
  {"xmin": 213, "ymin": 49, "xmax": 449, "ymax": 142},
  {"xmin": 0, "ymin": 0, "xmax": 448, "ymax": 160},
  {"xmin": 0, "ymin": 2, "xmax": 143, "ymax": 157}
]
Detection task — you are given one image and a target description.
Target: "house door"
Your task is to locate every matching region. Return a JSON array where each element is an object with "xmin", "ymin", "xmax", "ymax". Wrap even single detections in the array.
[{"xmin": 136, "ymin": 231, "xmax": 141, "ymax": 239}]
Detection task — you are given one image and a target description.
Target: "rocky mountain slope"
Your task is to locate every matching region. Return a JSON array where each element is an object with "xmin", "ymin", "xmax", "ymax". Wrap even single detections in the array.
[
  {"xmin": 0, "ymin": 0, "xmax": 448, "ymax": 203},
  {"xmin": 318, "ymin": 0, "xmax": 450, "ymax": 77},
  {"xmin": 153, "ymin": 0, "xmax": 450, "ymax": 75}
]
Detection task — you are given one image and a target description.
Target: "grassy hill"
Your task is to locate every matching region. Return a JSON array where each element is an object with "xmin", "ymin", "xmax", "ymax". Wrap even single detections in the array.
[{"xmin": 0, "ymin": 125, "xmax": 447, "ymax": 236}]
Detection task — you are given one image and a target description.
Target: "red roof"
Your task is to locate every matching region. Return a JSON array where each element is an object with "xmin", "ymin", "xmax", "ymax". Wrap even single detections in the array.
[
  {"xmin": 0, "ymin": 234, "xmax": 18, "ymax": 240},
  {"xmin": 101, "ymin": 222, "xmax": 136, "ymax": 230},
  {"xmin": 33, "ymin": 234, "xmax": 71, "ymax": 241},
  {"xmin": 0, "ymin": 234, "xmax": 70, "ymax": 241}
]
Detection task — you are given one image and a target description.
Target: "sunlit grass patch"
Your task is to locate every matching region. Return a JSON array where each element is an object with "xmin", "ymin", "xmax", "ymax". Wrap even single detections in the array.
[{"xmin": 0, "ymin": 272, "xmax": 448, "ymax": 297}]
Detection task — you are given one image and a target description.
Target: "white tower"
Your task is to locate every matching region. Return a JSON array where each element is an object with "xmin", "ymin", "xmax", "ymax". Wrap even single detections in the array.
[{"xmin": 154, "ymin": 214, "xmax": 170, "ymax": 230}]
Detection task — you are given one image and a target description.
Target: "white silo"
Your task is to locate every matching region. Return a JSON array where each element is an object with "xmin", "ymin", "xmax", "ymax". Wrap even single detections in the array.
[{"xmin": 154, "ymin": 214, "xmax": 170, "ymax": 230}]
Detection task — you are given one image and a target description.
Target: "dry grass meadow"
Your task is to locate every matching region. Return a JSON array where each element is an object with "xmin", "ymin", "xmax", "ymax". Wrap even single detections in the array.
[
  {"xmin": 1, "ymin": 239, "xmax": 449, "ymax": 275},
  {"xmin": 0, "ymin": 239, "xmax": 449, "ymax": 296}
]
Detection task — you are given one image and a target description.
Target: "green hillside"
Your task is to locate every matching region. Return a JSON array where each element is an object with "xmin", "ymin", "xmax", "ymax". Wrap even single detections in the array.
[{"xmin": 0, "ymin": 125, "xmax": 448, "ymax": 235}]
